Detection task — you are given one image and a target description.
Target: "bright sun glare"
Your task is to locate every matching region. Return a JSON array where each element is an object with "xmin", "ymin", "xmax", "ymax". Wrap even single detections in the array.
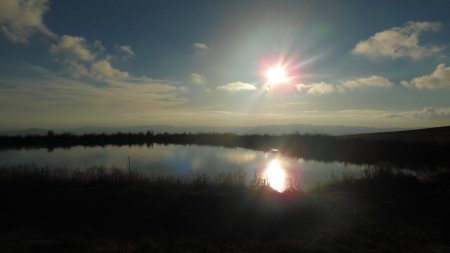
[
  {"xmin": 266, "ymin": 66, "xmax": 288, "ymax": 85},
  {"xmin": 264, "ymin": 159, "xmax": 287, "ymax": 192}
]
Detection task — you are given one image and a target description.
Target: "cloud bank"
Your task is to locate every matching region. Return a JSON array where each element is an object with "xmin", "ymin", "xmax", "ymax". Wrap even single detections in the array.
[
  {"xmin": 0, "ymin": 64, "xmax": 184, "ymax": 127},
  {"xmin": 388, "ymin": 107, "xmax": 450, "ymax": 119}
]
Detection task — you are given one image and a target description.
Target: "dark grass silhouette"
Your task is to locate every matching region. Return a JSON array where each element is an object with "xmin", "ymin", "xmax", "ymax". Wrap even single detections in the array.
[
  {"xmin": 1, "ymin": 126, "xmax": 450, "ymax": 169},
  {"xmin": 1, "ymin": 165, "xmax": 449, "ymax": 252}
]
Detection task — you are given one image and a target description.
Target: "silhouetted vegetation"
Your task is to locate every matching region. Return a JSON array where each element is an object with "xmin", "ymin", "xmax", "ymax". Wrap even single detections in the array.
[
  {"xmin": 1, "ymin": 126, "xmax": 450, "ymax": 169},
  {"xmin": 0, "ymin": 164, "xmax": 449, "ymax": 252}
]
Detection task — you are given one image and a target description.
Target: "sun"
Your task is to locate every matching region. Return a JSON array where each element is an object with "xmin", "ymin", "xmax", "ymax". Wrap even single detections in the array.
[{"xmin": 266, "ymin": 65, "xmax": 288, "ymax": 85}]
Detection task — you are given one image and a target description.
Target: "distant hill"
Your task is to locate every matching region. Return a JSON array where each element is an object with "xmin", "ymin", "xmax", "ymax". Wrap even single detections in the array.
[
  {"xmin": 73, "ymin": 125, "xmax": 402, "ymax": 135},
  {"xmin": 343, "ymin": 125, "xmax": 450, "ymax": 145},
  {"xmin": 0, "ymin": 124, "xmax": 406, "ymax": 136},
  {"xmin": 0, "ymin": 128, "xmax": 50, "ymax": 136}
]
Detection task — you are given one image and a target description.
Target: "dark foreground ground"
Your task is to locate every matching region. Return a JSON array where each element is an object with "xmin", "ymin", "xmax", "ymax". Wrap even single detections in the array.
[{"xmin": 1, "ymin": 165, "xmax": 450, "ymax": 253}]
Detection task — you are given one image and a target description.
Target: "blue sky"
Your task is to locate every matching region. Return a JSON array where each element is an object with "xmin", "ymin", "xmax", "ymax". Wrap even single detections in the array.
[{"xmin": 1, "ymin": 0, "xmax": 450, "ymax": 130}]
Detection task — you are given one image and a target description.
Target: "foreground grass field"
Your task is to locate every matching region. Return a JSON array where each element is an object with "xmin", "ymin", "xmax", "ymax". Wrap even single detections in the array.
[{"xmin": 1, "ymin": 165, "xmax": 449, "ymax": 252}]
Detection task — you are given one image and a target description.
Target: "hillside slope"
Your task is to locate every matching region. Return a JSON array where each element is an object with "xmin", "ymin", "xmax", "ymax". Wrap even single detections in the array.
[{"xmin": 343, "ymin": 126, "xmax": 450, "ymax": 145}]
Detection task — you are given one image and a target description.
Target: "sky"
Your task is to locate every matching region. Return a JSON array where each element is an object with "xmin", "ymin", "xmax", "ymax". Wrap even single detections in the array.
[{"xmin": 1, "ymin": 0, "xmax": 450, "ymax": 130}]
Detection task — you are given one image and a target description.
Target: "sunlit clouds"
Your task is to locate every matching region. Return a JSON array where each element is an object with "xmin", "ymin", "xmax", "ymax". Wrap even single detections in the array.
[
  {"xmin": 353, "ymin": 21, "xmax": 444, "ymax": 60},
  {"xmin": 343, "ymin": 76, "xmax": 392, "ymax": 89},
  {"xmin": 49, "ymin": 35, "xmax": 132, "ymax": 83},
  {"xmin": 0, "ymin": 0, "xmax": 55, "ymax": 43},
  {"xmin": 191, "ymin": 73, "xmax": 207, "ymax": 85},
  {"xmin": 296, "ymin": 75, "xmax": 392, "ymax": 95},
  {"xmin": 90, "ymin": 60, "xmax": 129, "ymax": 80},
  {"xmin": 50, "ymin": 35, "xmax": 95, "ymax": 62},
  {"xmin": 296, "ymin": 82, "xmax": 335, "ymax": 95},
  {"xmin": 402, "ymin": 64, "xmax": 450, "ymax": 89},
  {"xmin": 217, "ymin": 82, "xmax": 257, "ymax": 91}
]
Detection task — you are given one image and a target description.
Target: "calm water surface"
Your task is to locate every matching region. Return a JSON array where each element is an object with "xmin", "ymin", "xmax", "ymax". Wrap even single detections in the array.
[{"xmin": 0, "ymin": 144, "xmax": 362, "ymax": 191}]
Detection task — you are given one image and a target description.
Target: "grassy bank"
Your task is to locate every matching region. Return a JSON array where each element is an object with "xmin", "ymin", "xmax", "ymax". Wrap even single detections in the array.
[{"xmin": 1, "ymin": 165, "xmax": 449, "ymax": 252}]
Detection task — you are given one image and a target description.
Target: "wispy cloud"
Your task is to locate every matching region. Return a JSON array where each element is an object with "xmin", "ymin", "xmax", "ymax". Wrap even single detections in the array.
[
  {"xmin": 50, "ymin": 35, "xmax": 96, "ymax": 62},
  {"xmin": 90, "ymin": 60, "xmax": 129, "ymax": 80},
  {"xmin": 0, "ymin": 63, "xmax": 185, "ymax": 127},
  {"xmin": 297, "ymin": 75, "xmax": 392, "ymax": 95},
  {"xmin": 401, "ymin": 64, "xmax": 450, "ymax": 89},
  {"xmin": 50, "ymin": 35, "xmax": 133, "ymax": 83},
  {"xmin": 117, "ymin": 45, "xmax": 135, "ymax": 59},
  {"xmin": 0, "ymin": 0, "xmax": 56, "ymax": 43},
  {"xmin": 343, "ymin": 75, "xmax": 392, "ymax": 89},
  {"xmin": 190, "ymin": 73, "xmax": 207, "ymax": 85},
  {"xmin": 353, "ymin": 21, "xmax": 444, "ymax": 60},
  {"xmin": 193, "ymin": 42, "xmax": 208, "ymax": 50},
  {"xmin": 388, "ymin": 107, "xmax": 450, "ymax": 119},
  {"xmin": 217, "ymin": 82, "xmax": 257, "ymax": 91},
  {"xmin": 296, "ymin": 82, "xmax": 336, "ymax": 95}
]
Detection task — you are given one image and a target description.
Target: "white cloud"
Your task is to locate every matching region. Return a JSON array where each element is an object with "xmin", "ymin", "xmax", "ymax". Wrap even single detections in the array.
[
  {"xmin": 297, "ymin": 75, "xmax": 392, "ymax": 95},
  {"xmin": 0, "ymin": 0, "xmax": 55, "ymax": 43},
  {"xmin": 1, "ymin": 4, "xmax": 134, "ymax": 84},
  {"xmin": 193, "ymin": 42, "xmax": 208, "ymax": 50},
  {"xmin": 296, "ymin": 82, "xmax": 336, "ymax": 95},
  {"xmin": 191, "ymin": 73, "xmax": 207, "ymax": 85},
  {"xmin": 353, "ymin": 21, "xmax": 443, "ymax": 60},
  {"xmin": 50, "ymin": 35, "xmax": 96, "ymax": 62},
  {"xmin": 343, "ymin": 75, "xmax": 392, "ymax": 89},
  {"xmin": 388, "ymin": 107, "xmax": 450, "ymax": 119},
  {"xmin": 217, "ymin": 82, "xmax": 257, "ymax": 91},
  {"xmin": 401, "ymin": 64, "xmax": 450, "ymax": 89},
  {"xmin": 117, "ymin": 45, "xmax": 135, "ymax": 58},
  {"xmin": 49, "ymin": 35, "xmax": 133, "ymax": 82},
  {"xmin": 90, "ymin": 60, "xmax": 129, "ymax": 80}
]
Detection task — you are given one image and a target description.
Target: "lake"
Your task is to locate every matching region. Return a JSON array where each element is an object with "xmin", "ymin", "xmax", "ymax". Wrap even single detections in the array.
[{"xmin": 0, "ymin": 144, "xmax": 362, "ymax": 191}]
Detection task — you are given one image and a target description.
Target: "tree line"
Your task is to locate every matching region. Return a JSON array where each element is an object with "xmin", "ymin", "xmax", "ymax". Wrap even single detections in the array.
[{"xmin": 1, "ymin": 131, "xmax": 449, "ymax": 169}]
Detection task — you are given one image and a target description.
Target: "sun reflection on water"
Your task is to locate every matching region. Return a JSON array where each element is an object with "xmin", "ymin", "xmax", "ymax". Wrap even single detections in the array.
[{"xmin": 264, "ymin": 159, "xmax": 287, "ymax": 192}]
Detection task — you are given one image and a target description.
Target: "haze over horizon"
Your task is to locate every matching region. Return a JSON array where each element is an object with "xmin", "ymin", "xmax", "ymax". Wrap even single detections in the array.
[{"xmin": 1, "ymin": 0, "xmax": 450, "ymax": 130}]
